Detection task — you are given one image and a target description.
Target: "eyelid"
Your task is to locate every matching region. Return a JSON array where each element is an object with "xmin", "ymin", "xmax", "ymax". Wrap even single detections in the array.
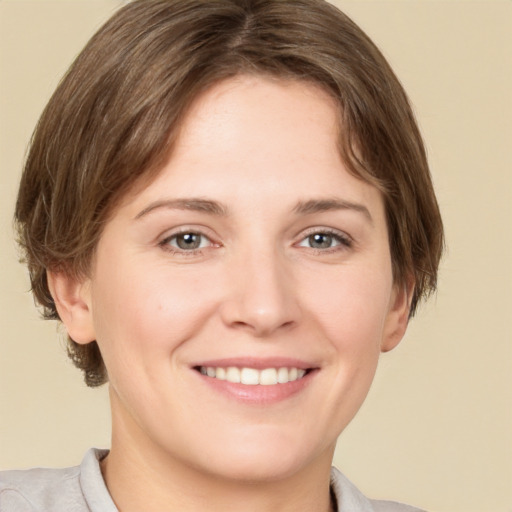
[
  {"xmin": 295, "ymin": 227, "xmax": 353, "ymax": 250},
  {"xmin": 158, "ymin": 226, "xmax": 220, "ymax": 254}
]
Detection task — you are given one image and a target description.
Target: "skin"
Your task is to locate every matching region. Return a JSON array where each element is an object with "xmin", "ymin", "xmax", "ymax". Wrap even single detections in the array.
[{"xmin": 49, "ymin": 76, "xmax": 411, "ymax": 512}]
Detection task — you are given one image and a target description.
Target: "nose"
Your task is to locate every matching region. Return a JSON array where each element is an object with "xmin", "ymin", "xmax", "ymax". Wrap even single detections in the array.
[{"xmin": 219, "ymin": 248, "xmax": 301, "ymax": 338}]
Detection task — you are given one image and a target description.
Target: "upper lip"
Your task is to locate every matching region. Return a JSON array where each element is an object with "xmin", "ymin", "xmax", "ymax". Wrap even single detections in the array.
[{"xmin": 192, "ymin": 357, "xmax": 317, "ymax": 370}]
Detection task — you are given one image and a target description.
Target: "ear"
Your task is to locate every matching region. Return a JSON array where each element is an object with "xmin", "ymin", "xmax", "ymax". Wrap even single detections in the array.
[
  {"xmin": 380, "ymin": 278, "xmax": 414, "ymax": 353},
  {"xmin": 47, "ymin": 270, "xmax": 96, "ymax": 345}
]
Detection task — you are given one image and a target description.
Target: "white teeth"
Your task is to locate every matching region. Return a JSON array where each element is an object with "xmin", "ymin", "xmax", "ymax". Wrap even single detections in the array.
[
  {"xmin": 240, "ymin": 368, "xmax": 259, "ymax": 385},
  {"xmin": 260, "ymin": 368, "xmax": 277, "ymax": 385},
  {"xmin": 226, "ymin": 367, "xmax": 241, "ymax": 383},
  {"xmin": 198, "ymin": 366, "xmax": 307, "ymax": 385},
  {"xmin": 277, "ymin": 367, "xmax": 288, "ymax": 383}
]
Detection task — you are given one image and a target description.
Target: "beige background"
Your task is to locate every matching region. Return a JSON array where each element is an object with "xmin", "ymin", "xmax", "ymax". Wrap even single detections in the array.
[{"xmin": 1, "ymin": 1, "xmax": 511, "ymax": 511}]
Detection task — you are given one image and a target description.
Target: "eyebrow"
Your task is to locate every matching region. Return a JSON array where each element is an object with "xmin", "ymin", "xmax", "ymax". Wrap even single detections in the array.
[
  {"xmin": 134, "ymin": 196, "xmax": 372, "ymax": 223},
  {"xmin": 293, "ymin": 198, "xmax": 373, "ymax": 223},
  {"xmin": 134, "ymin": 198, "xmax": 228, "ymax": 219}
]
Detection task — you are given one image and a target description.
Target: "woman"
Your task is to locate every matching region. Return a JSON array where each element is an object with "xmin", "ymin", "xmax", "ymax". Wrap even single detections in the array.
[{"xmin": 1, "ymin": 1, "xmax": 443, "ymax": 511}]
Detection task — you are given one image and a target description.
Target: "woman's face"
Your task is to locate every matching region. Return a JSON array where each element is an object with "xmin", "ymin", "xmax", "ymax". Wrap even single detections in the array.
[{"xmin": 72, "ymin": 76, "xmax": 409, "ymax": 481}]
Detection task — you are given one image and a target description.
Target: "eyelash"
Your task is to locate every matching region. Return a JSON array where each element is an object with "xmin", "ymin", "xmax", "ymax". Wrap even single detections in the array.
[
  {"xmin": 158, "ymin": 228, "xmax": 353, "ymax": 256},
  {"xmin": 159, "ymin": 229, "xmax": 216, "ymax": 256},
  {"xmin": 297, "ymin": 228, "xmax": 353, "ymax": 253}
]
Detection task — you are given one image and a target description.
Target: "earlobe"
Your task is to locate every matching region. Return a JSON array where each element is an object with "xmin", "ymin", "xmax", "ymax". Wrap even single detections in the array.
[
  {"xmin": 380, "ymin": 280, "xmax": 414, "ymax": 353},
  {"xmin": 47, "ymin": 270, "xmax": 96, "ymax": 345}
]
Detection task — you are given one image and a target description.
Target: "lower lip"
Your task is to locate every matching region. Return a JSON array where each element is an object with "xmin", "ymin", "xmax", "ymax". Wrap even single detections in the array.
[{"xmin": 194, "ymin": 370, "xmax": 316, "ymax": 405}]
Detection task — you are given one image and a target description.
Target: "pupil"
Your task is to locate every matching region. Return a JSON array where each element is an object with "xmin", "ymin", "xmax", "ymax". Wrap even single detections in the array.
[
  {"xmin": 310, "ymin": 233, "xmax": 332, "ymax": 249},
  {"xmin": 177, "ymin": 233, "xmax": 200, "ymax": 250}
]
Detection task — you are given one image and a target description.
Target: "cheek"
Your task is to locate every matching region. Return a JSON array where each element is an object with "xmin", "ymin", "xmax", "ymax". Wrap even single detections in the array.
[
  {"xmin": 89, "ymin": 257, "xmax": 219, "ymax": 364},
  {"xmin": 303, "ymin": 263, "xmax": 393, "ymax": 349}
]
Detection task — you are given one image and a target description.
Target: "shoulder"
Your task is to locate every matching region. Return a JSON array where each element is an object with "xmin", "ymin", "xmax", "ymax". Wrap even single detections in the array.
[
  {"xmin": 370, "ymin": 500, "xmax": 426, "ymax": 512},
  {"xmin": 0, "ymin": 448, "xmax": 114, "ymax": 512},
  {"xmin": 0, "ymin": 465, "xmax": 82, "ymax": 511},
  {"xmin": 330, "ymin": 467, "xmax": 426, "ymax": 512}
]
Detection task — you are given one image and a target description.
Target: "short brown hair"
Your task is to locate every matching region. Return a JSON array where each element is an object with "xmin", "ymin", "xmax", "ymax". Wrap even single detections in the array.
[{"xmin": 15, "ymin": 0, "xmax": 443, "ymax": 387}]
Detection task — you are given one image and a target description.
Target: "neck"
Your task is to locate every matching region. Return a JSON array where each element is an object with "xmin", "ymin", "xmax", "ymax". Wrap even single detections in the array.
[
  {"xmin": 103, "ymin": 453, "xmax": 334, "ymax": 512},
  {"xmin": 102, "ymin": 397, "xmax": 335, "ymax": 512}
]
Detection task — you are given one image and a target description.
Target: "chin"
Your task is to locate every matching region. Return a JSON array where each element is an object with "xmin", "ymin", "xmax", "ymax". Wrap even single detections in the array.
[
  {"xmin": 202, "ymin": 453, "xmax": 307, "ymax": 483},
  {"xmin": 189, "ymin": 430, "xmax": 332, "ymax": 483}
]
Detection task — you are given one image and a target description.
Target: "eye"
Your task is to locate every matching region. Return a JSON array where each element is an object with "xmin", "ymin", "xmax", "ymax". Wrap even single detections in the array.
[
  {"xmin": 297, "ymin": 230, "xmax": 351, "ymax": 250},
  {"xmin": 162, "ymin": 231, "xmax": 212, "ymax": 251}
]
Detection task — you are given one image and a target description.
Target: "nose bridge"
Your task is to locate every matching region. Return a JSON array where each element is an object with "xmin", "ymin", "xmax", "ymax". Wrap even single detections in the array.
[{"xmin": 221, "ymin": 241, "xmax": 299, "ymax": 336}]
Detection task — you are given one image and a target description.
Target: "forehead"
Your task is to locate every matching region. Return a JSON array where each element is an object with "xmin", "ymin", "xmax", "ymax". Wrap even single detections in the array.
[
  {"xmin": 119, "ymin": 75, "xmax": 382, "ymax": 219},
  {"xmin": 176, "ymin": 75, "xmax": 340, "ymax": 162}
]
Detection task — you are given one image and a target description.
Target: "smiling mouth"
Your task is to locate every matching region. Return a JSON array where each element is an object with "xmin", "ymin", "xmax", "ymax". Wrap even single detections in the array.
[{"xmin": 194, "ymin": 366, "xmax": 310, "ymax": 385}]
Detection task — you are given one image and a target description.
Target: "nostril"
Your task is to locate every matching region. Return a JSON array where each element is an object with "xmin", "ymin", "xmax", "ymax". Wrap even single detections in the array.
[{"xmin": 218, "ymin": 287, "xmax": 301, "ymax": 337}]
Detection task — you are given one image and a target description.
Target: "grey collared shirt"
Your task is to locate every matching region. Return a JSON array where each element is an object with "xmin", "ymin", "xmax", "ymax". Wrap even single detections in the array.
[{"xmin": 0, "ymin": 449, "xmax": 425, "ymax": 512}]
